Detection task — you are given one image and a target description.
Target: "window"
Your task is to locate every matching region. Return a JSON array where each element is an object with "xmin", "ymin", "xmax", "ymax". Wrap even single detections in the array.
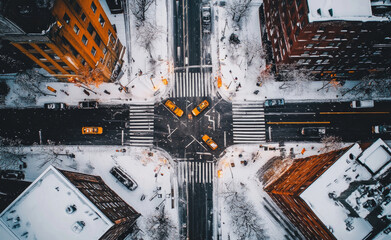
[
  {"xmin": 63, "ymin": 13, "xmax": 70, "ymax": 24},
  {"xmin": 99, "ymin": 15, "xmax": 105, "ymax": 27},
  {"xmin": 81, "ymin": 13, "xmax": 86, "ymax": 21},
  {"xmin": 87, "ymin": 23, "xmax": 95, "ymax": 35},
  {"xmin": 91, "ymin": 47, "xmax": 96, "ymax": 56},
  {"xmin": 82, "ymin": 35, "xmax": 88, "ymax": 45},
  {"xmin": 73, "ymin": 2, "xmax": 81, "ymax": 14},
  {"xmin": 103, "ymin": 47, "xmax": 107, "ymax": 54},
  {"xmin": 73, "ymin": 24, "xmax": 80, "ymax": 35},
  {"xmin": 94, "ymin": 34, "xmax": 102, "ymax": 46},
  {"xmin": 91, "ymin": 2, "xmax": 97, "ymax": 13}
]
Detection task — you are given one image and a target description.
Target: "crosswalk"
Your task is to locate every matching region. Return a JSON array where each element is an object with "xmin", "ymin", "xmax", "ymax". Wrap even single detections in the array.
[
  {"xmin": 232, "ymin": 102, "xmax": 266, "ymax": 144},
  {"xmin": 177, "ymin": 161, "xmax": 214, "ymax": 184},
  {"xmin": 125, "ymin": 104, "xmax": 154, "ymax": 147},
  {"xmin": 169, "ymin": 71, "xmax": 212, "ymax": 98}
]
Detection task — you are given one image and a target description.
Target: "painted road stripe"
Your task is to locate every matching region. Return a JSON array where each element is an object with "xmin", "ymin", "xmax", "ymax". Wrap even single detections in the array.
[
  {"xmin": 320, "ymin": 112, "xmax": 389, "ymax": 115},
  {"xmin": 267, "ymin": 121, "xmax": 330, "ymax": 124}
]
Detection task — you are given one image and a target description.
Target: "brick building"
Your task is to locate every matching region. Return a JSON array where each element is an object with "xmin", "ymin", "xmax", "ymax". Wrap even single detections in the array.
[
  {"xmin": 262, "ymin": 0, "xmax": 391, "ymax": 80},
  {"xmin": 0, "ymin": 0, "xmax": 125, "ymax": 82},
  {"xmin": 0, "ymin": 166, "xmax": 140, "ymax": 240},
  {"xmin": 264, "ymin": 139, "xmax": 391, "ymax": 240}
]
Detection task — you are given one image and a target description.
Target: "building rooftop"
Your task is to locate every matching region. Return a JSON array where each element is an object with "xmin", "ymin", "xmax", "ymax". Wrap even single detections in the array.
[
  {"xmin": 301, "ymin": 139, "xmax": 391, "ymax": 239},
  {"xmin": 0, "ymin": 0, "xmax": 55, "ymax": 34},
  {"xmin": 0, "ymin": 166, "xmax": 113, "ymax": 240},
  {"xmin": 307, "ymin": 0, "xmax": 389, "ymax": 22}
]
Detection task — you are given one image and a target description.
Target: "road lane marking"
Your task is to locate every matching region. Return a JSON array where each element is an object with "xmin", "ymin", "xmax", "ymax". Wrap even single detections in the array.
[
  {"xmin": 320, "ymin": 112, "xmax": 389, "ymax": 115},
  {"xmin": 267, "ymin": 121, "xmax": 330, "ymax": 125}
]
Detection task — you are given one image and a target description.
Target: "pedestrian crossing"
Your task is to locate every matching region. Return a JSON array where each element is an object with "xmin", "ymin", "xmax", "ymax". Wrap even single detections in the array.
[
  {"xmin": 177, "ymin": 161, "xmax": 214, "ymax": 184},
  {"xmin": 125, "ymin": 104, "xmax": 154, "ymax": 147},
  {"xmin": 169, "ymin": 71, "xmax": 212, "ymax": 98},
  {"xmin": 232, "ymin": 102, "xmax": 266, "ymax": 144}
]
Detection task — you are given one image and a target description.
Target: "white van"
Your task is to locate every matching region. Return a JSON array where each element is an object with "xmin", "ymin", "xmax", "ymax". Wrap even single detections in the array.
[{"xmin": 350, "ymin": 100, "xmax": 374, "ymax": 108}]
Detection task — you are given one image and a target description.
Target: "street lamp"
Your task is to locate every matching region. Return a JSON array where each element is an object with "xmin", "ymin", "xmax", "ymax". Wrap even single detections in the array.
[
  {"xmin": 150, "ymin": 75, "xmax": 157, "ymax": 90},
  {"xmin": 68, "ymin": 77, "xmax": 97, "ymax": 94}
]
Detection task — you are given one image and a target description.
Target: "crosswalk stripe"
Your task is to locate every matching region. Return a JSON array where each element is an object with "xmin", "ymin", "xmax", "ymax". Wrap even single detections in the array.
[
  {"xmin": 232, "ymin": 102, "xmax": 266, "ymax": 144},
  {"xmin": 125, "ymin": 104, "xmax": 155, "ymax": 146},
  {"xmin": 171, "ymin": 71, "xmax": 212, "ymax": 98}
]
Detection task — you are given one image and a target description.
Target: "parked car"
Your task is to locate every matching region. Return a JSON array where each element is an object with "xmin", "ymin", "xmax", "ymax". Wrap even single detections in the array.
[
  {"xmin": 82, "ymin": 127, "xmax": 103, "ymax": 134},
  {"xmin": 0, "ymin": 170, "xmax": 25, "ymax": 180},
  {"xmin": 202, "ymin": 6, "xmax": 211, "ymax": 34},
  {"xmin": 165, "ymin": 100, "xmax": 184, "ymax": 117},
  {"xmin": 78, "ymin": 101, "xmax": 98, "ymax": 109},
  {"xmin": 264, "ymin": 99, "xmax": 285, "ymax": 107},
  {"xmin": 202, "ymin": 134, "xmax": 218, "ymax": 150},
  {"xmin": 350, "ymin": 100, "xmax": 374, "ymax": 108},
  {"xmin": 192, "ymin": 100, "xmax": 209, "ymax": 116},
  {"xmin": 301, "ymin": 127, "xmax": 326, "ymax": 136},
  {"xmin": 110, "ymin": 166, "xmax": 138, "ymax": 190},
  {"xmin": 44, "ymin": 103, "xmax": 68, "ymax": 110},
  {"xmin": 372, "ymin": 125, "xmax": 391, "ymax": 134}
]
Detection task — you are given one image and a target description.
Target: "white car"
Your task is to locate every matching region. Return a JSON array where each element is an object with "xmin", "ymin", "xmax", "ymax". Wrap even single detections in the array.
[{"xmin": 350, "ymin": 100, "xmax": 374, "ymax": 108}]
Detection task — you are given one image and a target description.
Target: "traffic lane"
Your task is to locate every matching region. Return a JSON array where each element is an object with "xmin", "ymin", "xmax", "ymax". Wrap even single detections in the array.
[
  {"xmin": 174, "ymin": 0, "xmax": 184, "ymax": 66},
  {"xmin": 0, "ymin": 107, "xmax": 127, "ymax": 145},
  {"xmin": 187, "ymin": 0, "xmax": 201, "ymax": 66},
  {"xmin": 264, "ymin": 101, "xmax": 391, "ymax": 114}
]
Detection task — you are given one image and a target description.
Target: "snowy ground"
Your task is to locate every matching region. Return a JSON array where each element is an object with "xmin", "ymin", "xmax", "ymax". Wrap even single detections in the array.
[{"xmin": 0, "ymin": 145, "xmax": 178, "ymax": 239}]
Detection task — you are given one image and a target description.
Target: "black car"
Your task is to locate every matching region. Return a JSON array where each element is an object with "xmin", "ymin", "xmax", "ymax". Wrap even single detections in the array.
[
  {"xmin": 44, "ymin": 103, "xmax": 68, "ymax": 110},
  {"xmin": 78, "ymin": 101, "xmax": 98, "ymax": 109},
  {"xmin": 0, "ymin": 170, "xmax": 25, "ymax": 180},
  {"xmin": 301, "ymin": 127, "xmax": 326, "ymax": 136},
  {"xmin": 110, "ymin": 166, "xmax": 138, "ymax": 190}
]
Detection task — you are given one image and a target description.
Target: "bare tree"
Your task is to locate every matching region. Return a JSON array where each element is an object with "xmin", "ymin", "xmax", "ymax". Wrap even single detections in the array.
[
  {"xmin": 77, "ymin": 64, "xmax": 105, "ymax": 87},
  {"xmin": 320, "ymin": 135, "xmax": 343, "ymax": 153},
  {"xmin": 276, "ymin": 64, "xmax": 315, "ymax": 90},
  {"xmin": 0, "ymin": 137, "xmax": 26, "ymax": 170},
  {"xmin": 340, "ymin": 77, "xmax": 391, "ymax": 98},
  {"xmin": 12, "ymin": 69, "xmax": 55, "ymax": 106},
  {"xmin": 129, "ymin": 0, "xmax": 156, "ymax": 25},
  {"xmin": 242, "ymin": 36, "xmax": 264, "ymax": 66},
  {"xmin": 136, "ymin": 21, "xmax": 162, "ymax": 61},
  {"xmin": 227, "ymin": 0, "xmax": 253, "ymax": 26},
  {"xmin": 37, "ymin": 143, "xmax": 76, "ymax": 170},
  {"xmin": 145, "ymin": 207, "xmax": 177, "ymax": 240},
  {"xmin": 222, "ymin": 181, "xmax": 268, "ymax": 240}
]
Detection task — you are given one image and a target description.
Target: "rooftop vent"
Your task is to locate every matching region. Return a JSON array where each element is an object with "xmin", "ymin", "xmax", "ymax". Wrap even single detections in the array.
[
  {"xmin": 328, "ymin": 8, "xmax": 334, "ymax": 16},
  {"xmin": 317, "ymin": 8, "xmax": 322, "ymax": 16}
]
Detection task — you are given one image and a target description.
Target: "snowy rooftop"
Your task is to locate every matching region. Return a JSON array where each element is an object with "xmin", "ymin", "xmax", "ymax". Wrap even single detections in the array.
[
  {"xmin": 357, "ymin": 138, "xmax": 391, "ymax": 174},
  {"xmin": 0, "ymin": 166, "xmax": 113, "ymax": 240},
  {"xmin": 307, "ymin": 0, "xmax": 389, "ymax": 22},
  {"xmin": 301, "ymin": 140, "xmax": 391, "ymax": 239}
]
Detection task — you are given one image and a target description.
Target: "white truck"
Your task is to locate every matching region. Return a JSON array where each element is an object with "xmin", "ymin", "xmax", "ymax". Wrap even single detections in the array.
[{"xmin": 350, "ymin": 100, "xmax": 374, "ymax": 108}]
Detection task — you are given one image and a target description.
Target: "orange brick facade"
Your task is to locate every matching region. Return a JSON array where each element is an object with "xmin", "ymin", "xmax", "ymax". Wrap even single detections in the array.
[
  {"xmin": 264, "ymin": 147, "xmax": 350, "ymax": 240},
  {"xmin": 3, "ymin": 0, "xmax": 124, "ymax": 82}
]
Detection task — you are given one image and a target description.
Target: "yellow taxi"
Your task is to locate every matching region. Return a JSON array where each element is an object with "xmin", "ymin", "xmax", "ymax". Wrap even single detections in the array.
[
  {"xmin": 192, "ymin": 100, "xmax": 209, "ymax": 116},
  {"xmin": 202, "ymin": 134, "xmax": 218, "ymax": 150},
  {"xmin": 165, "ymin": 100, "xmax": 184, "ymax": 117},
  {"xmin": 82, "ymin": 127, "xmax": 103, "ymax": 134}
]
